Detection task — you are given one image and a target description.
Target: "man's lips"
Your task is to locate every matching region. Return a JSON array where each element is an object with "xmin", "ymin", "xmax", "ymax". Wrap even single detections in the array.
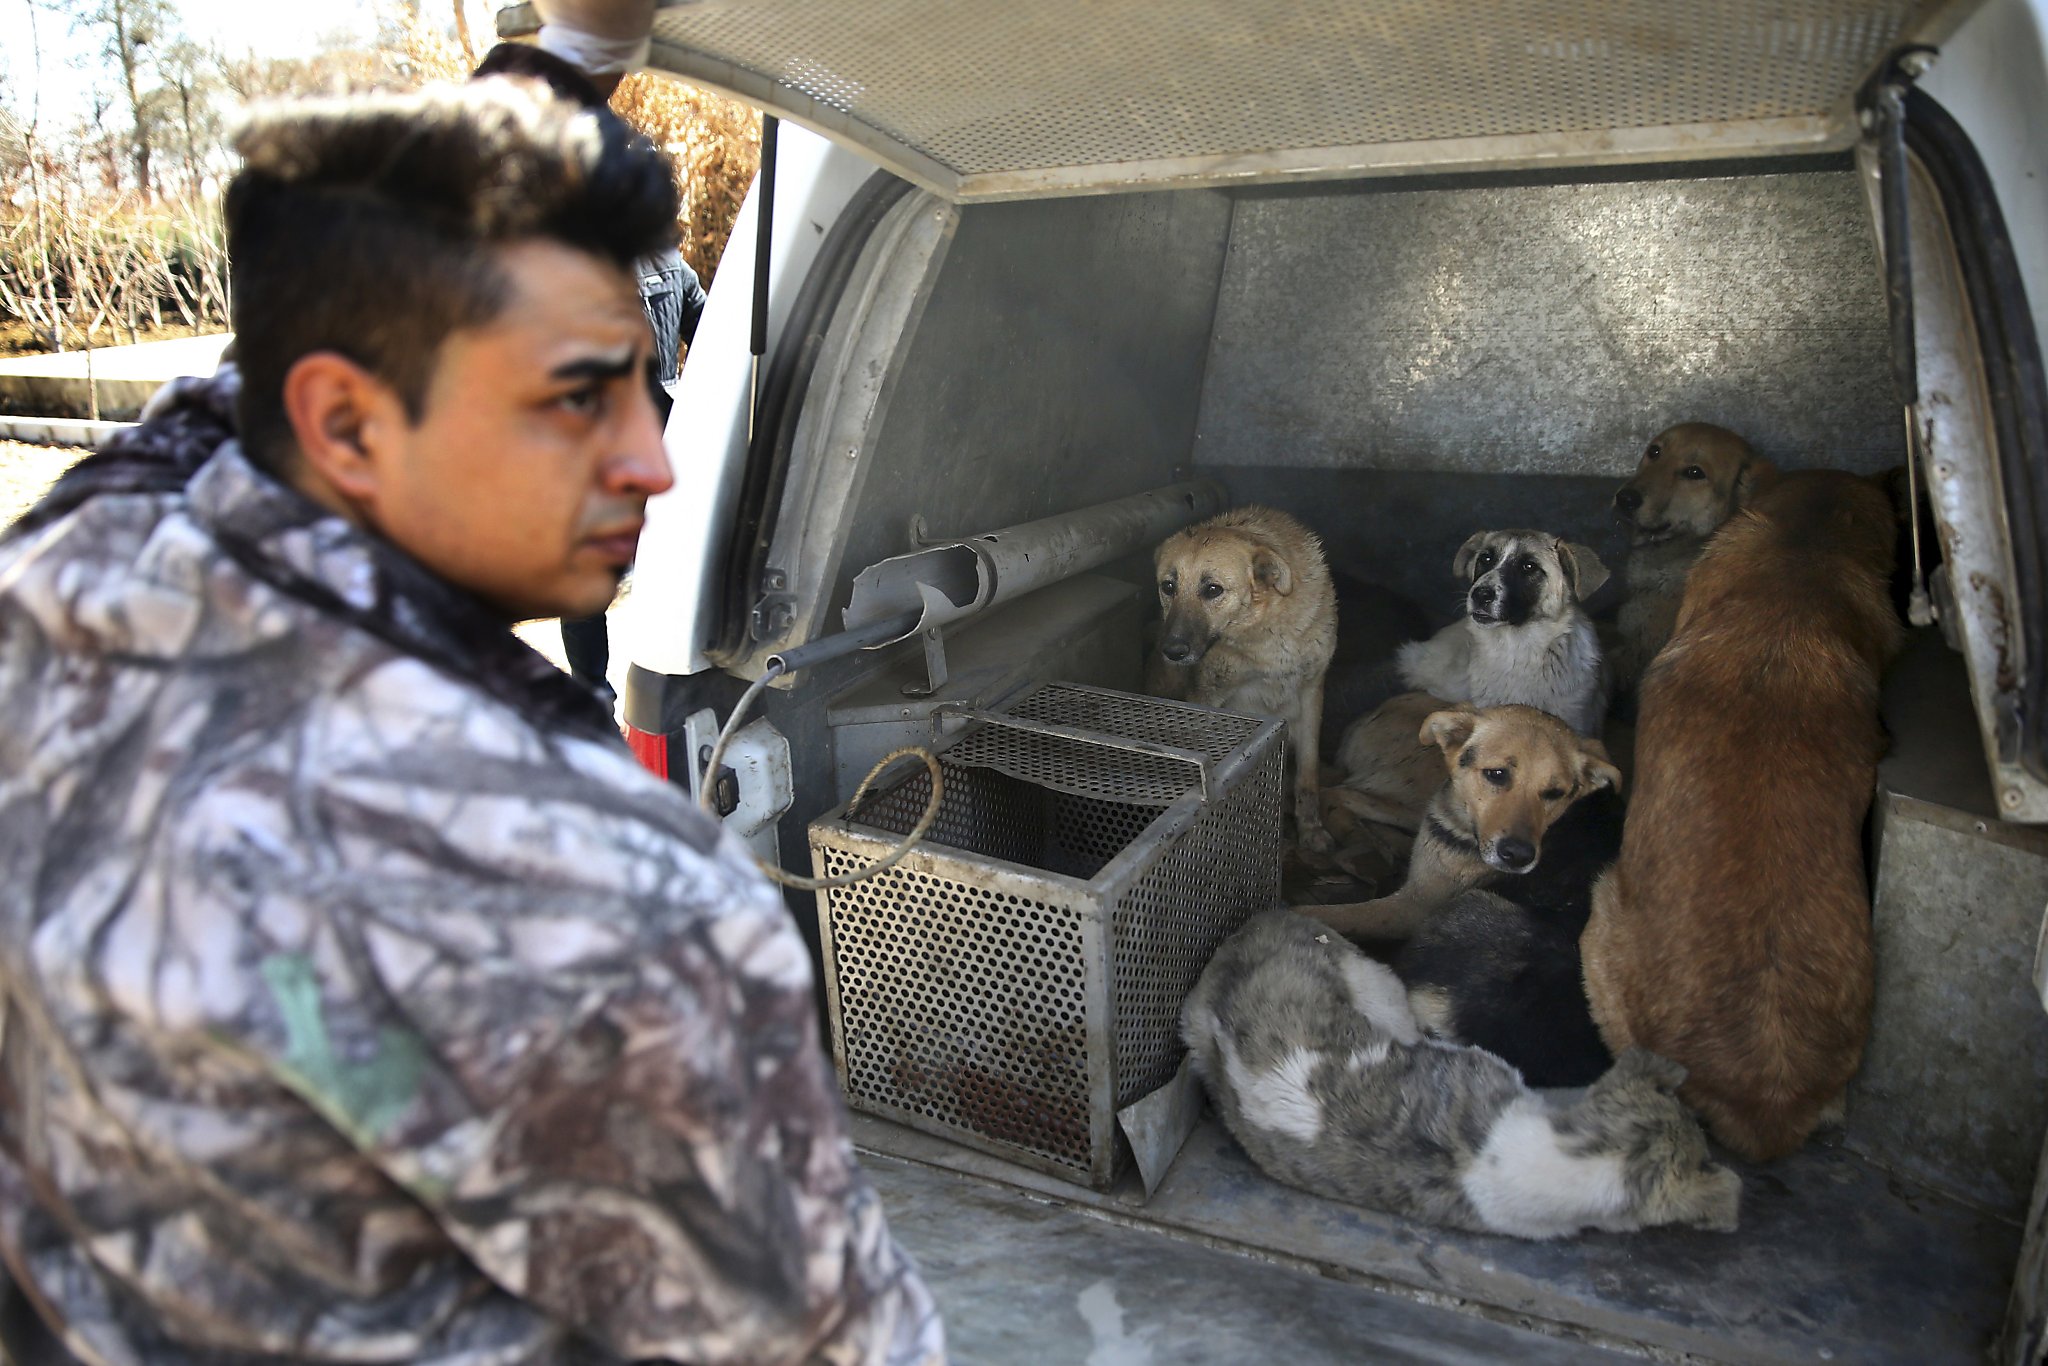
[{"xmin": 584, "ymin": 524, "xmax": 644, "ymax": 564}]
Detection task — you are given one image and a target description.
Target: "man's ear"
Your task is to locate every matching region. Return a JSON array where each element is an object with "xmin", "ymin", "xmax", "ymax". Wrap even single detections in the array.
[
  {"xmin": 1735, "ymin": 458, "xmax": 1778, "ymax": 508},
  {"xmin": 1452, "ymin": 532, "xmax": 1490, "ymax": 581},
  {"xmin": 1421, "ymin": 707, "xmax": 1480, "ymax": 755},
  {"xmin": 279, "ymin": 351, "xmax": 406, "ymax": 508},
  {"xmin": 1251, "ymin": 543, "xmax": 1294, "ymax": 596},
  {"xmin": 1555, "ymin": 540, "xmax": 1611, "ymax": 601}
]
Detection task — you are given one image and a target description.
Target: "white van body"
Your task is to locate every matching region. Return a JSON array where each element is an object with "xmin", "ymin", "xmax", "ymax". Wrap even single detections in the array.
[{"xmin": 500, "ymin": 0, "xmax": 2048, "ymax": 1357}]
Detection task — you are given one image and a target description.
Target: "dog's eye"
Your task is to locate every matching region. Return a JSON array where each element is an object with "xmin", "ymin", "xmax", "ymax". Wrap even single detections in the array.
[
  {"xmin": 1200, "ymin": 581, "xmax": 1225, "ymax": 600},
  {"xmin": 1681, "ymin": 465, "xmax": 1707, "ymax": 480},
  {"xmin": 1482, "ymin": 767, "xmax": 1510, "ymax": 788},
  {"xmin": 1646, "ymin": 443, "xmax": 1661, "ymax": 460},
  {"xmin": 1476, "ymin": 552, "xmax": 1496, "ymax": 570},
  {"xmin": 1160, "ymin": 580, "xmax": 1176, "ymax": 597},
  {"xmin": 1517, "ymin": 557, "xmax": 1539, "ymax": 575},
  {"xmin": 1541, "ymin": 787, "xmax": 1567, "ymax": 801}
]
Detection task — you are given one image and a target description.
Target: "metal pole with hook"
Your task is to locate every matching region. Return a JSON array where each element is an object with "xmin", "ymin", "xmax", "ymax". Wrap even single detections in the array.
[{"xmin": 1869, "ymin": 48, "xmax": 1940, "ymax": 628}]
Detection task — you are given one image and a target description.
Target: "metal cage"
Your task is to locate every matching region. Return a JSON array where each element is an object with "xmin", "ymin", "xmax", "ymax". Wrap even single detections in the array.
[{"xmin": 811, "ymin": 682, "xmax": 1284, "ymax": 1187}]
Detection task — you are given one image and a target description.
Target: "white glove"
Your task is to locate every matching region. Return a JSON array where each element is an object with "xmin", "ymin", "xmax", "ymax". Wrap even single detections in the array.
[{"xmin": 533, "ymin": 0, "xmax": 656, "ymax": 74}]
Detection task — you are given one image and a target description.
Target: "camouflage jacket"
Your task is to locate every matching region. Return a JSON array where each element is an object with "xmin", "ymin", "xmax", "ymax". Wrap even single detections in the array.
[{"xmin": 0, "ymin": 372, "xmax": 944, "ymax": 1366}]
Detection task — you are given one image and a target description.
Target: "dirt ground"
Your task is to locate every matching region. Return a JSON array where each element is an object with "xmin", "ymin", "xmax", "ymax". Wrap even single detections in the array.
[{"xmin": 0, "ymin": 440, "xmax": 86, "ymax": 529}]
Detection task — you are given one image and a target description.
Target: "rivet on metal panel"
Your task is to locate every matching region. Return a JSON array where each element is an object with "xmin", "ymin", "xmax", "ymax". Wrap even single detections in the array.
[{"xmin": 2007, "ymin": 788, "xmax": 2027, "ymax": 811}]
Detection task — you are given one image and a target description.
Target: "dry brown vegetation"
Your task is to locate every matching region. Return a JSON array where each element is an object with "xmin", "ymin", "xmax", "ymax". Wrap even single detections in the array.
[
  {"xmin": 1, "ymin": 10, "xmax": 761, "ymax": 355},
  {"xmin": 399, "ymin": 25, "xmax": 762, "ymax": 288}
]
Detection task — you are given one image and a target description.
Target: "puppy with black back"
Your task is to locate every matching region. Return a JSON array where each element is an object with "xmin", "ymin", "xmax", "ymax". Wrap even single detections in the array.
[{"xmin": 1396, "ymin": 786, "xmax": 1625, "ymax": 1087}]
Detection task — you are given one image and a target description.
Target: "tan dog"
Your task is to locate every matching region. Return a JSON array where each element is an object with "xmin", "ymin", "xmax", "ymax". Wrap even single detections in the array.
[
  {"xmin": 1149, "ymin": 506, "xmax": 1337, "ymax": 859},
  {"xmin": 1609, "ymin": 423, "xmax": 1776, "ymax": 698},
  {"xmin": 1582, "ymin": 470, "xmax": 1903, "ymax": 1163},
  {"xmin": 1301, "ymin": 704, "xmax": 1621, "ymax": 941}
]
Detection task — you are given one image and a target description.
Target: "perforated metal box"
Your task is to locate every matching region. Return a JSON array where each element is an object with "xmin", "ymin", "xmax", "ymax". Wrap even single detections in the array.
[{"xmin": 810, "ymin": 682, "xmax": 1284, "ymax": 1188}]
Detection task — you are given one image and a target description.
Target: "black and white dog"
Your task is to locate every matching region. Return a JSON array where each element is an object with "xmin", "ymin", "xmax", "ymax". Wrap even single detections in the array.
[{"xmin": 1396, "ymin": 530, "xmax": 1608, "ymax": 736}]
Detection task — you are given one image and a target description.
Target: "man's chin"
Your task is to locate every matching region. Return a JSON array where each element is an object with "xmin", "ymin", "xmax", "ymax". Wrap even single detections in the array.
[{"xmin": 497, "ymin": 578, "xmax": 624, "ymax": 627}]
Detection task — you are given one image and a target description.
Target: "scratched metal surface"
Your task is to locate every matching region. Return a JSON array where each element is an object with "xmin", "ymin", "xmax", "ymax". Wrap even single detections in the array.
[
  {"xmin": 1194, "ymin": 169, "xmax": 1904, "ymax": 476},
  {"xmin": 638, "ymin": 0, "xmax": 1957, "ymax": 181}
]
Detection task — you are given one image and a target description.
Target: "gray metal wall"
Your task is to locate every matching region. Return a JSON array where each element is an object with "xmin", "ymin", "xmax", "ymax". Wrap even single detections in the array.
[
  {"xmin": 830, "ymin": 189, "xmax": 1235, "ymax": 615},
  {"xmin": 1194, "ymin": 167, "xmax": 1903, "ymax": 479},
  {"xmin": 766, "ymin": 188, "xmax": 1234, "ymax": 941}
]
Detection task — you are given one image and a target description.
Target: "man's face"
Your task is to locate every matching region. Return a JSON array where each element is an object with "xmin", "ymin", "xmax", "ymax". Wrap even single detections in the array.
[{"xmin": 367, "ymin": 239, "xmax": 673, "ymax": 621}]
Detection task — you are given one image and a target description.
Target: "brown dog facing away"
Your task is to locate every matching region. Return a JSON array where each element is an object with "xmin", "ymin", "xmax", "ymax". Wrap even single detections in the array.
[
  {"xmin": 1320, "ymin": 691, "xmax": 1448, "ymax": 879},
  {"xmin": 1610, "ymin": 423, "xmax": 1776, "ymax": 700},
  {"xmin": 1148, "ymin": 506, "xmax": 1338, "ymax": 860},
  {"xmin": 1581, "ymin": 470, "xmax": 1904, "ymax": 1163},
  {"xmin": 1299, "ymin": 704, "xmax": 1621, "ymax": 942}
]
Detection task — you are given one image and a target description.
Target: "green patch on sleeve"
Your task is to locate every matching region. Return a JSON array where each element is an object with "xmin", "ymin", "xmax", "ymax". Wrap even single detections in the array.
[{"xmin": 260, "ymin": 953, "xmax": 425, "ymax": 1147}]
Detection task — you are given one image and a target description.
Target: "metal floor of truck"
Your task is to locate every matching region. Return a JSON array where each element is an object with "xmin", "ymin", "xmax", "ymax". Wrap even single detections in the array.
[{"xmin": 858, "ymin": 1111, "xmax": 2017, "ymax": 1365}]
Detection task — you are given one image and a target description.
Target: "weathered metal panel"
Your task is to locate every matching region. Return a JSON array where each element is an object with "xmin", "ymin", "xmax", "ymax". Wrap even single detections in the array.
[
  {"xmin": 1852, "ymin": 790, "xmax": 2048, "ymax": 1214},
  {"xmin": 579, "ymin": 0, "xmax": 1985, "ymax": 199},
  {"xmin": 1845, "ymin": 632, "xmax": 2048, "ymax": 1217},
  {"xmin": 857, "ymin": 1111, "xmax": 2021, "ymax": 1365},
  {"xmin": 1194, "ymin": 170, "xmax": 1904, "ymax": 476}
]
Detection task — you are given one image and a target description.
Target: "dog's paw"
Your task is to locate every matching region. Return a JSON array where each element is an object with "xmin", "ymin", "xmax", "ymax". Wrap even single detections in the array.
[
  {"xmin": 1297, "ymin": 820, "xmax": 1337, "ymax": 859},
  {"xmin": 1681, "ymin": 1164, "xmax": 1743, "ymax": 1233}
]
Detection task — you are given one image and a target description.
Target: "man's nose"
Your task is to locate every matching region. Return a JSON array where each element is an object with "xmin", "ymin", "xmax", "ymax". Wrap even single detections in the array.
[
  {"xmin": 1615, "ymin": 487, "xmax": 1643, "ymax": 513},
  {"xmin": 608, "ymin": 389, "xmax": 675, "ymax": 496}
]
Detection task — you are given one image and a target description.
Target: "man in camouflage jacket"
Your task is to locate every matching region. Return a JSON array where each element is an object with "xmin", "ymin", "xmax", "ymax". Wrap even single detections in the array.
[{"xmin": 0, "ymin": 81, "xmax": 943, "ymax": 1366}]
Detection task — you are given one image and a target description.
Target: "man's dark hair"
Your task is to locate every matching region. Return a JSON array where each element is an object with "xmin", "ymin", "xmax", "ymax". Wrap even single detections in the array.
[{"xmin": 225, "ymin": 80, "xmax": 679, "ymax": 469}]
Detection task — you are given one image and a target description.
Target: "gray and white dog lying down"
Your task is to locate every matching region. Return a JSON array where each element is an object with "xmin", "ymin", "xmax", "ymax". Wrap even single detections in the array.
[{"xmin": 1182, "ymin": 910, "xmax": 1741, "ymax": 1240}]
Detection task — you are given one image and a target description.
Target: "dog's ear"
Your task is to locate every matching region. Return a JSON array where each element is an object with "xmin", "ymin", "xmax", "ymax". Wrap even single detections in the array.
[
  {"xmin": 1575, "ymin": 740, "xmax": 1623, "ymax": 795},
  {"xmin": 1421, "ymin": 707, "xmax": 1480, "ymax": 754},
  {"xmin": 1250, "ymin": 543, "xmax": 1294, "ymax": 596},
  {"xmin": 1555, "ymin": 540, "xmax": 1610, "ymax": 601},
  {"xmin": 1451, "ymin": 532, "xmax": 1490, "ymax": 581},
  {"xmin": 1735, "ymin": 458, "xmax": 1778, "ymax": 507}
]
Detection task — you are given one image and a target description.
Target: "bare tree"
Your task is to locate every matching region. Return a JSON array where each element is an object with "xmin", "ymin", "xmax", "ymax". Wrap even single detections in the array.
[
  {"xmin": 152, "ymin": 35, "xmax": 217, "ymax": 196},
  {"xmin": 65, "ymin": 0, "xmax": 182, "ymax": 199},
  {"xmin": 451, "ymin": 0, "xmax": 477, "ymax": 66}
]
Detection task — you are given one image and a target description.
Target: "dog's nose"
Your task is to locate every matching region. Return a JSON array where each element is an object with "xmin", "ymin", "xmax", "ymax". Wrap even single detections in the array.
[
  {"xmin": 1470, "ymin": 584, "xmax": 1498, "ymax": 605},
  {"xmin": 1615, "ymin": 487, "xmax": 1643, "ymax": 514},
  {"xmin": 1495, "ymin": 836, "xmax": 1537, "ymax": 872},
  {"xmin": 1160, "ymin": 640, "xmax": 1191, "ymax": 663}
]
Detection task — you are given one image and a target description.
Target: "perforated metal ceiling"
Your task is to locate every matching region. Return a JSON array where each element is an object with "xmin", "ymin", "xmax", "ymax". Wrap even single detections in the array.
[{"xmin": 629, "ymin": 0, "xmax": 1980, "ymax": 199}]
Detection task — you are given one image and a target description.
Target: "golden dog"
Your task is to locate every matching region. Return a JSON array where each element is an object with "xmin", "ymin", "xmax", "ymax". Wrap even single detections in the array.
[
  {"xmin": 1149, "ymin": 506, "xmax": 1337, "ymax": 861},
  {"xmin": 1301, "ymin": 704, "xmax": 1620, "ymax": 941},
  {"xmin": 1609, "ymin": 422, "xmax": 1776, "ymax": 699},
  {"xmin": 1581, "ymin": 470, "xmax": 1903, "ymax": 1162}
]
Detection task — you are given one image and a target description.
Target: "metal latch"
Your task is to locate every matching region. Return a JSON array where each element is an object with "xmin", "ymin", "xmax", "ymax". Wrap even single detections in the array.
[{"xmin": 683, "ymin": 708, "xmax": 796, "ymax": 864}]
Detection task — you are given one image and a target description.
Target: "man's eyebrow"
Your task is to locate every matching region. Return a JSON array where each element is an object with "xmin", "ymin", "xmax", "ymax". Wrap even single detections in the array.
[{"xmin": 549, "ymin": 348, "xmax": 638, "ymax": 383}]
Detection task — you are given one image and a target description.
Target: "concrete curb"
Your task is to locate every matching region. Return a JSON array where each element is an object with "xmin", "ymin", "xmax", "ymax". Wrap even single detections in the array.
[{"xmin": 0, "ymin": 415, "xmax": 130, "ymax": 448}]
